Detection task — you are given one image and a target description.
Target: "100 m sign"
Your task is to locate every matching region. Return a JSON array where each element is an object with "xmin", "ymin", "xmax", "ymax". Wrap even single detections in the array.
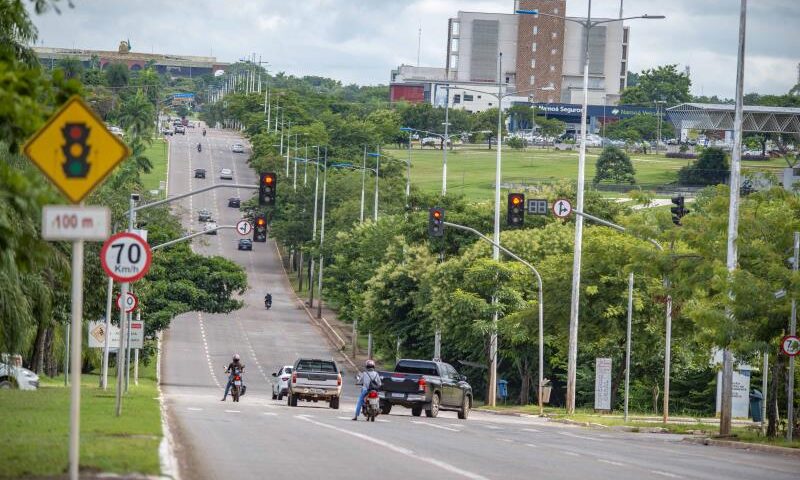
[{"xmin": 100, "ymin": 232, "xmax": 152, "ymax": 282}]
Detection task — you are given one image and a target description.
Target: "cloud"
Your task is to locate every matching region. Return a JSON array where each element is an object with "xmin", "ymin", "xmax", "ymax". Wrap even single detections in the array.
[{"xmin": 27, "ymin": 0, "xmax": 798, "ymax": 96}]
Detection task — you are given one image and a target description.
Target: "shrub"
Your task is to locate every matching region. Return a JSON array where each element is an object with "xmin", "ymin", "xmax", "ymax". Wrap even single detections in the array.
[
  {"xmin": 666, "ymin": 152, "xmax": 697, "ymax": 159},
  {"xmin": 593, "ymin": 146, "xmax": 635, "ymax": 184},
  {"xmin": 677, "ymin": 147, "xmax": 729, "ymax": 186}
]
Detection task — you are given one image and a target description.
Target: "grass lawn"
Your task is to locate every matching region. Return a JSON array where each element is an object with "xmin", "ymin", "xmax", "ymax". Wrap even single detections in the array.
[
  {"xmin": 0, "ymin": 362, "xmax": 162, "ymax": 477},
  {"xmin": 383, "ymin": 146, "xmax": 786, "ymax": 202},
  {"xmin": 140, "ymin": 138, "xmax": 169, "ymax": 195}
]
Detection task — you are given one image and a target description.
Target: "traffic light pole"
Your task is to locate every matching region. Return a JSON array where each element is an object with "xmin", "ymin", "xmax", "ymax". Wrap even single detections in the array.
[
  {"xmin": 442, "ymin": 221, "xmax": 545, "ymax": 415},
  {"xmin": 150, "ymin": 225, "xmax": 239, "ymax": 251}
]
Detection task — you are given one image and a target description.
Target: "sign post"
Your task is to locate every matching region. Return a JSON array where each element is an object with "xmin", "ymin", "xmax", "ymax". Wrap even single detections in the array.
[{"xmin": 23, "ymin": 95, "xmax": 130, "ymax": 480}]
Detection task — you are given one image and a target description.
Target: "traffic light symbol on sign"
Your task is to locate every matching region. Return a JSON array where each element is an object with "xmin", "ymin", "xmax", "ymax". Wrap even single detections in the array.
[
  {"xmin": 670, "ymin": 196, "xmax": 688, "ymax": 226},
  {"xmin": 507, "ymin": 193, "xmax": 525, "ymax": 227},
  {"xmin": 259, "ymin": 172, "xmax": 276, "ymax": 206},
  {"xmin": 61, "ymin": 123, "xmax": 91, "ymax": 178},
  {"xmin": 428, "ymin": 207, "xmax": 444, "ymax": 237},
  {"xmin": 253, "ymin": 215, "xmax": 267, "ymax": 242}
]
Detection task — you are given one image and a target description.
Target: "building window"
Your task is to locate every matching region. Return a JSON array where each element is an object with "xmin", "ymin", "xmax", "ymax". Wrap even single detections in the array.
[
  {"xmin": 453, "ymin": 94, "xmax": 461, "ymax": 104},
  {"xmin": 532, "ymin": 42, "xmax": 537, "ymax": 52},
  {"xmin": 533, "ymin": 25, "xmax": 538, "ymax": 35},
  {"xmin": 530, "ymin": 75, "xmax": 535, "ymax": 85},
  {"xmin": 488, "ymin": 103, "xmax": 493, "ymax": 106},
  {"xmin": 551, "ymin": 32, "xmax": 557, "ymax": 39},
  {"xmin": 620, "ymin": 79, "xmax": 626, "ymax": 90},
  {"xmin": 551, "ymin": 48, "xmax": 557, "ymax": 55},
  {"xmin": 463, "ymin": 94, "xmax": 474, "ymax": 102},
  {"xmin": 452, "ymin": 22, "xmax": 460, "ymax": 35},
  {"xmin": 623, "ymin": 27, "xmax": 629, "ymax": 43},
  {"xmin": 622, "ymin": 45, "xmax": 628, "ymax": 59},
  {"xmin": 451, "ymin": 39, "xmax": 459, "ymax": 52},
  {"xmin": 450, "ymin": 55, "xmax": 458, "ymax": 69},
  {"xmin": 547, "ymin": 81, "xmax": 555, "ymax": 89},
  {"xmin": 530, "ymin": 59, "xmax": 536, "ymax": 68},
  {"xmin": 554, "ymin": 8, "xmax": 559, "ymax": 14},
  {"xmin": 477, "ymin": 95, "xmax": 482, "ymax": 99},
  {"xmin": 505, "ymin": 76, "xmax": 510, "ymax": 84},
  {"xmin": 549, "ymin": 64, "xmax": 555, "ymax": 72}
]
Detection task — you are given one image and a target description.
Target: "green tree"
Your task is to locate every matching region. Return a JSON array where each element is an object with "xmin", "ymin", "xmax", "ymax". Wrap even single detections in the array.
[
  {"xmin": 604, "ymin": 114, "xmax": 674, "ymax": 141},
  {"xmin": 105, "ymin": 62, "xmax": 129, "ymax": 89},
  {"xmin": 55, "ymin": 56, "xmax": 83, "ymax": 80},
  {"xmin": 620, "ymin": 65, "xmax": 691, "ymax": 106},
  {"xmin": 677, "ymin": 147, "xmax": 729, "ymax": 185},
  {"xmin": 117, "ymin": 90, "xmax": 155, "ymax": 139},
  {"xmin": 593, "ymin": 146, "xmax": 635, "ymax": 184}
]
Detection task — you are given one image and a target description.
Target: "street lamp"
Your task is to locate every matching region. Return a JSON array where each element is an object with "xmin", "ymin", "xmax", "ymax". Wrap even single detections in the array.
[
  {"xmin": 518, "ymin": 3, "xmax": 666, "ymax": 415},
  {"xmin": 367, "ymin": 150, "xmax": 381, "ymax": 222}
]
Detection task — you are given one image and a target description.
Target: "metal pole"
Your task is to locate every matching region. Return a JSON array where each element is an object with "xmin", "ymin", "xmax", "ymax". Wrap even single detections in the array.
[
  {"xmin": 63, "ymin": 323, "xmax": 69, "ymax": 386},
  {"xmin": 353, "ymin": 319, "xmax": 358, "ymax": 357},
  {"xmin": 293, "ymin": 135, "xmax": 298, "ymax": 191},
  {"xmin": 373, "ymin": 147, "xmax": 380, "ymax": 222},
  {"xmin": 489, "ymin": 51, "xmax": 503, "ymax": 408},
  {"xmin": 125, "ymin": 309, "xmax": 131, "ymax": 392},
  {"xmin": 762, "ymin": 351, "xmax": 768, "ymax": 433},
  {"xmin": 397, "ymin": 337, "xmax": 401, "ymax": 365},
  {"xmin": 434, "ymin": 330, "xmax": 441, "ymax": 361},
  {"xmin": 367, "ymin": 332, "xmax": 373, "ymax": 359},
  {"xmin": 134, "ymin": 310, "xmax": 141, "ymax": 385},
  {"xmin": 101, "ymin": 270, "xmax": 113, "ymax": 389},
  {"xmin": 285, "ymin": 122, "xmax": 292, "ymax": 177},
  {"xmin": 116, "ymin": 196, "xmax": 135, "ymax": 416},
  {"xmin": 442, "ymin": 84, "xmax": 450, "ymax": 196},
  {"xmin": 624, "ymin": 271, "xmax": 634, "ymax": 422},
  {"xmin": 664, "ymin": 283, "xmax": 673, "ymax": 423},
  {"xmin": 304, "ymin": 144, "xmax": 308, "ymax": 187},
  {"xmin": 788, "ymin": 231, "xmax": 798, "ymax": 441},
  {"xmin": 566, "ymin": 0, "xmax": 592, "ymax": 414},
  {"xmin": 721, "ymin": 0, "xmax": 747, "ymax": 437},
  {"xmin": 317, "ymin": 149, "xmax": 328, "ymax": 319},
  {"xmin": 68, "ymin": 238, "xmax": 84, "ymax": 480},
  {"xmin": 360, "ymin": 146, "xmax": 366, "ymax": 224},
  {"xmin": 309, "ymin": 148, "xmax": 320, "ymax": 308},
  {"xmin": 406, "ymin": 132, "xmax": 412, "ymax": 202}
]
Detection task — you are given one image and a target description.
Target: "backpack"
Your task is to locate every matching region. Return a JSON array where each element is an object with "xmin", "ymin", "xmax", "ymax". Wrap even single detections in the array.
[{"xmin": 365, "ymin": 371, "xmax": 380, "ymax": 390}]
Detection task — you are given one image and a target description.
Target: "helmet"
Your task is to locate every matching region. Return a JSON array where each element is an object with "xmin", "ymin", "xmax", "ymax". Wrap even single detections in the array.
[
  {"xmin": 365, "ymin": 359, "xmax": 375, "ymax": 369},
  {"xmin": 233, "ymin": 354, "xmax": 240, "ymax": 361}
]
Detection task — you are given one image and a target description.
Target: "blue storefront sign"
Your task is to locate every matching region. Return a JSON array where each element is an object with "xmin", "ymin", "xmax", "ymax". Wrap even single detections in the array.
[{"xmin": 532, "ymin": 102, "xmax": 658, "ymax": 119}]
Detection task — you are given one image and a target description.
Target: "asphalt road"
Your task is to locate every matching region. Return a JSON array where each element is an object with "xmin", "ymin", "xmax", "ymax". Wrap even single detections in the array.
[{"xmin": 161, "ymin": 127, "xmax": 799, "ymax": 480}]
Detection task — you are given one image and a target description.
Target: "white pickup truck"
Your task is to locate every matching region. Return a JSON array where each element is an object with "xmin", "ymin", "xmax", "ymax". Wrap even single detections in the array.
[{"xmin": 287, "ymin": 358, "xmax": 342, "ymax": 409}]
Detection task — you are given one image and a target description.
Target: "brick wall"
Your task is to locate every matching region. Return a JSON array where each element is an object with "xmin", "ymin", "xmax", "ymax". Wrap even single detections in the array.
[{"xmin": 515, "ymin": 0, "xmax": 565, "ymax": 103}]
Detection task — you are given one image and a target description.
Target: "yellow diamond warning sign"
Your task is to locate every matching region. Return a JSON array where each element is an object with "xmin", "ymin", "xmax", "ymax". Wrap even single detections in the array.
[{"xmin": 23, "ymin": 96, "xmax": 131, "ymax": 204}]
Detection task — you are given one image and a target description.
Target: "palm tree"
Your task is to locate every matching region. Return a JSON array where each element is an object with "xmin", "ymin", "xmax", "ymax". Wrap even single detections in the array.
[{"xmin": 118, "ymin": 90, "xmax": 154, "ymax": 139}]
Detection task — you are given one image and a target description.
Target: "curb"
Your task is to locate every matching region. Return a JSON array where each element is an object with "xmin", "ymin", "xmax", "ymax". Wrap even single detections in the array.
[
  {"xmin": 682, "ymin": 436, "xmax": 800, "ymax": 457},
  {"xmin": 273, "ymin": 243, "xmax": 358, "ymax": 373},
  {"xmin": 156, "ymin": 332, "xmax": 180, "ymax": 480},
  {"xmin": 475, "ymin": 408, "xmax": 539, "ymax": 418}
]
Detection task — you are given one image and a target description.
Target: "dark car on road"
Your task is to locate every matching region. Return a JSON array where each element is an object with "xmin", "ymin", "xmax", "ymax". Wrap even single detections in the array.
[
  {"xmin": 237, "ymin": 239, "xmax": 252, "ymax": 251},
  {"xmin": 377, "ymin": 359, "xmax": 472, "ymax": 419},
  {"xmin": 198, "ymin": 209, "xmax": 212, "ymax": 222},
  {"xmin": 228, "ymin": 197, "xmax": 241, "ymax": 208},
  {"xmin": 194, "ymin": 168, "xmax": 206, "ymax": 179}
]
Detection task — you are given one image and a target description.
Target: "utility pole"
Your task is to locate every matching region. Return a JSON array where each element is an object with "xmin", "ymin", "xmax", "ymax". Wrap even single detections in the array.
[
  {"xmin": 488, "ymin": 51, "xmax": 503, "ymax": 407},
  {"xmin": 360, "ymin": 146, "xmax": 366, "ymax": 224},
  {"xmin": 721, "ymin": 0, "xmax": 748, "ymax": 437},
  {"xmin": 373, "ymin": 147, "xmax": 380, "ymax": 222},
  {"xmin": 316, "ymin": 148, "xmax": 328, "ymax": 319},
  {"xmin": 624, "ymin": 271, "xmax": 633, "ymax": 422},
  {"xmin": 417, "ymin": 26, "xmax": 422, "ymax": 67},
  {"xmin": 442, "ymin": 84, "xmax": 450, "ymax": 196},
  {"xmin": 788, "ymin": 231, "xmax": 798, "ymax": 441}
]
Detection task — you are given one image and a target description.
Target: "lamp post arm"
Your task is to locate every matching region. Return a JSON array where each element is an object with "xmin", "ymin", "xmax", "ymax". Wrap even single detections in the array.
[
  {"xmin": 573, "ymin": 209, "xmax": 664, "ymax": 251},
  {"xmin": 130, "ymin": 184, "xmax": 259, "ymax": 214},
  {"xmin": 151, "ymin": 225, "xmax": 238, "ymax": 251}
]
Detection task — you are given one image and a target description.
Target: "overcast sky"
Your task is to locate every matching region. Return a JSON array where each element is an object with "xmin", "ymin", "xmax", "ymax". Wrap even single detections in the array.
[{"xmin": 29, "ymin": 0, "xmax": 798, "ymax": 98}]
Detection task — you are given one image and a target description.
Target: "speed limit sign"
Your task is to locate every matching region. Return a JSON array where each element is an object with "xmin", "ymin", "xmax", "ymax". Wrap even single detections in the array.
[
  {"xmin": 116, "ymin": 291, "xmax": 139, "ymax": 312},
  {"xmin": 101, "ymin": 232, "xmax": 152, "ymax": 282}
]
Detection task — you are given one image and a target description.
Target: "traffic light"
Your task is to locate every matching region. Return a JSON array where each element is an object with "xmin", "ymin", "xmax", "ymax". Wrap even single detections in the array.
[
  {"xmin": 507, "ymin": 193, "xmax": 525, "ymax": 227},
  {"xmin": 253, "ymin": 214, "xmax": 267, "ymax": 242},
  {"xmin": 259, "ymin": 172, "xmax": 276, "ymax": 206},
  {"xmin": 428, "ymin": 207, "xmax": 444, "ymax": 237},
  {"xmin": 670, "ymin": 196, "xmax": 688, "ymax": 226},
  {"xmin": 61, "ymin": 122, "xmax": 91, "ymax": 178}
]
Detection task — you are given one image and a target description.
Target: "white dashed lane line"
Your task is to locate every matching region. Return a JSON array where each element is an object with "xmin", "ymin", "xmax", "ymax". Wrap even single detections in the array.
[
  {"xmin": 597, "ymin": 459, "xmax": 625, "ymax": 467},
  {"xmin": 558, "ymin": 431, "xmax": 602, "ymax": 441},
  {"xmin": 650, "ymin": 471, "xmax": 682, "ymax": 479},
  {"xmin": 410, "ymin": 421, "xmax": 460, "ymax": 432}
]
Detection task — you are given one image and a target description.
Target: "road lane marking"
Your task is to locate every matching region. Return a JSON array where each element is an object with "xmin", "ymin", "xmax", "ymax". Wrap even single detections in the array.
[
  {"xmin": 522, "ymin": 428, "xmax": 541, "ymax": 433},
  {"xmin": 597, "ymin": 459, "xmax": 625, "ymax": 467},
  {"xmin": 525, "ymin": 443, "xmax": 537, "ymax": 448},
  {"xmin": 295, "ymin": 416, "xmax": 489, "ymax": 480},
  {"xmin": 411, "ymin": 421, "xmax": 461, "ymax": 432},
  {"xmin": 481, "ymin": 425, "xmax": 502, "ymax": 430},
  {"xmin": 187, "ymin": 407, "xmax": 203, "ymax": 411},
  {"xmin": 560, "ymin": 451, "xmax": 580, "ymax": 457},
  {"xmin": 650, "ymin": 471, "xmax": 682, "ymax": 478},
  {"xmin": 263, "ymin": 412, "xmax": 277, "ymax": 416},
  {"xmin": 558, "ymin": 431, "xmax": 601, "ymax": 441},
  {"xmin": 224, "ymin": 410, "xmax": 240, "ymax": 413}
]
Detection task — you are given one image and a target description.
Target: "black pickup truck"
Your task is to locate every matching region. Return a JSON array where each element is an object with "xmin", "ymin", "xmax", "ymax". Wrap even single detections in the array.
[{"xmin": 377, "ymin": 359, "xmax": 472, "ymax": 419}]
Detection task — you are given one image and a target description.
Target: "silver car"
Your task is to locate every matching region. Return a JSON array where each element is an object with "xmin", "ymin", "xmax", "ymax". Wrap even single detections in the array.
[
  {"xmin": 0, "ymin": 362, "xmax": 39, "ymax": 390},
  {"xmin": 271, "ymin": 365, "xmax": 293, "ymax": 400},
  {"xmin": 231, "ymin": 144, "xmax": 245, "ymax": 153},
  {"xmin": 220, "ymin": 168, "xmax": 233, "ymax": 180}
]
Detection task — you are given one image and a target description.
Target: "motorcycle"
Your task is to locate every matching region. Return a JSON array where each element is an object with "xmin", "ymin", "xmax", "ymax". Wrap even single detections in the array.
[
  {"xmin": 197, "ymin": 143, "xmax": 202, "ymax": 152},
  {"xmin": 264, "ymin": 299, "xmax": 272, "ymax": 310},
  {"xmin": 361, "ymin": 389, "xmax": 380, "ymax": 422},
  {"xmin": 202, "ymin": 129, "xmax": 207, "ymax": 136},
  {"xmin": 229, "ymin": 367, "xmax": 246, "ymax": 402}
]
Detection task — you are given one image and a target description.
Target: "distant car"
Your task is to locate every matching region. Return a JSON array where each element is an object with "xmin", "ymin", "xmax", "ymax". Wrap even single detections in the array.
[
  {"xmin": 198, "ymin": 209, "xmax": 212, "ymax": 222},
  {"xmin": 204, "ymin": 222, "xmax": 218, "ymax": 235},
  {"xmin": 228, "ymin": 197, "xmax": 241, "ymax": 208},
  {"xmin": 161, "ymin": 128, "xmax": 173, "ymax": 136},
  {"xmin": 231, "ymin": 144, "xmax": 245, "ymax": 153},
  {"xmin": 175, "ymin": 125, "xmax": 186, "ymax": 134},
  {"xmin": 238, "ymin": 239, "xmax": 253, "ymax": 251},
  {"xmin": 194, "ymin": 168, "xmax": 206, "ymax": 179},
  {"xmin": 220, "ymin": 168, "xmax": 233, "ymax": 180},
  {"xmin": 0, "ymin": 361, "xmax": 39, "ymax": 390},
  {"xmin": 271, "ymin": 365, "xmax": 293, "ymax": 400}
]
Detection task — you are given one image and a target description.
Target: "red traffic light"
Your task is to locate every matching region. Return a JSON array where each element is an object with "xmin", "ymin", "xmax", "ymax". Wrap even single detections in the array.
[{"xmin": 432, "ymin": 210, "xmax": 442, "ymax": 220}]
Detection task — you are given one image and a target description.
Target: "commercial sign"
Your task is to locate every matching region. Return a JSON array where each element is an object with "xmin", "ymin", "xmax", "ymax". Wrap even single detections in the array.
[
  {"xmin": 532, "ymin": 103, "xmax": 659, "ymax": 119},
  {"xmin": 23, "ymin": 96, "xmax": 131, "ymax": 203},
  {"xmin": 594, "ymin": 357, "xmax": 612, "ymax": 411},
  {"xmin": 88, "ymin": 320, "xmax": 144, "ymax": 349}
]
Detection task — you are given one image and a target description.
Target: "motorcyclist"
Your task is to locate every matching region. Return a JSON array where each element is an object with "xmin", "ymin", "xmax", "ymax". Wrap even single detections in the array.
[
  {"xmin": 221, "ymin": 354, "xmax": 245, "ymax": 401},
  {"xmin": 353, "ymin": 359, "xmax": 381, "ymax": 420},
  {"xmin": 197, "ymin": 143, "xmax": 202, "ymax": 152},
  {"xmin": 202, "ymin": 128, "xmax": 207, "ymax": 136},
  {"xmin": 264, "ymin": 293, "xmax": 272, "ymax": 308}
]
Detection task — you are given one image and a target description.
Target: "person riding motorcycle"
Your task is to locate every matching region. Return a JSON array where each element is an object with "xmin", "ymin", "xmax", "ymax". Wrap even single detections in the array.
[
  {"xmin": 221, "ymin": 354, "xmax": 245, "ymax": 401},
  {"xmin": 353, "ymin": 359, "xmax": 381, "ymax": 420},
  {"xmin": 264, "ymin": 293, "xmax": 272, "ymax": 308},
  {"xmin": 197, "ymin": 143, "xmax": 202, "ymax": 152},
  {"xmin": 202, "ymin": 128, "xmax": 207, "ymax": 136}
]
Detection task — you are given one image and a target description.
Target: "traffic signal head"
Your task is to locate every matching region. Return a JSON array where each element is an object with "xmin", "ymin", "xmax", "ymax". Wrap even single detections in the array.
[
  {"xmin": 253, "ymin": 214, "xmax": 267, "ymax": 242},
  {"xmin": 61, "ymin": 123, "xmax": 91, "ymax": 178},
  {"xmin": 259, "ymin": 172, "xmax": 277, "ymax": 206},
  {"xmin": 670, "ymin": 196, "xmax": 687, "ymax": 226},
  {"xmin": 428, "ymin": 207, "xmax": 444, "ymax": 237},
  {"xmin": 507, "ymin": 193, "xmax": 525, "ymax": 227}
]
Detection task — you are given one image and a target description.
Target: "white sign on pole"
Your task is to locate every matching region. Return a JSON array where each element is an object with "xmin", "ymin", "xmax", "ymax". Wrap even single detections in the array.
[
  {"xmin": 42, "ymin": 205, "xmax": 110, "ymax": 241},
  {"xmin": 101, "ymin": 232, "xmax": 152, "ymax": 282},
  {"xmin": 553, "ymin": 198, "xmax": 573, "ymax": 218},
  {"xmin": 88, "ymin": 320, "xmax": 143, "ymax": 349},
  {"xmin": 115, "ymin": 291, "xmax": 138, "ymax": 313},
  {"xmin": 236, "ymin": 220, "xmax": 252, "ymax": 236},
  {"xmin": 594, "ymin": 357, "xmax": 612, "ymax": 410},
  {"xmin": 713, "ymin": 350, "xmax": 752, "ymax": 418}
]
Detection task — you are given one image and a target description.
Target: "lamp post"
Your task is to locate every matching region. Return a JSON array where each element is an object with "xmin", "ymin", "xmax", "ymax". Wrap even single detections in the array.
[
  {"xmin": 368, "ymin": 149, "xmax": 380, "ymax": 222},
  {"xmin": 654, "ymin": 100, "xmax": 666, "ymax": 154},
  {"xmin": 517, "ymin": 4, "xmax": 666, "ymax": 414}
]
